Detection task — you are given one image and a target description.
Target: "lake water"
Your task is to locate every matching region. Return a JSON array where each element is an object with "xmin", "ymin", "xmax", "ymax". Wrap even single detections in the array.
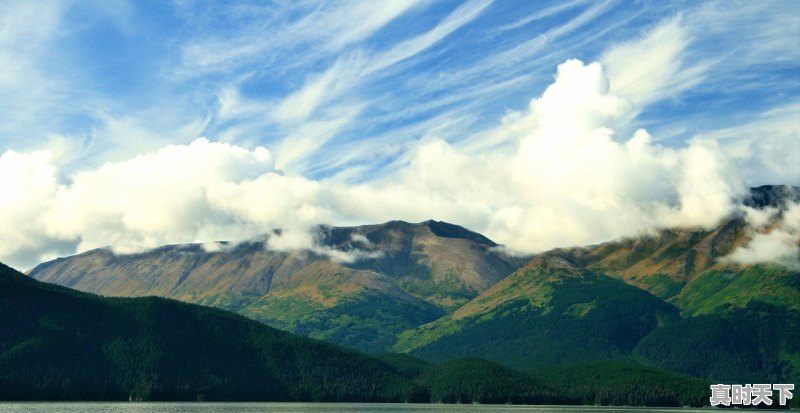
[{"xmin": 0, "ymin": 404, "xmax": 710, "ymax": 413}]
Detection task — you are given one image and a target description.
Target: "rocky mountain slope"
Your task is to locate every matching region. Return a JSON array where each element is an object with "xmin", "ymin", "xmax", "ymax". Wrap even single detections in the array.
[{"xmin": 29, "ymin": 220, "xmax": 524, "ymax": 352}]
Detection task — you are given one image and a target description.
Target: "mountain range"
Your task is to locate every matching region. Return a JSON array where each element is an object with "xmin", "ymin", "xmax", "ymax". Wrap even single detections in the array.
[
  {"xmin": 29, "ymin": 220, "xmax": 524, "ymax": 352},
  {"xmin": 21, "ymin": 184, "xmax": 800, "ymax": 404},
  {"xmin": 395, "ymin": 186, "xmax": 800, "ymax": 384}
]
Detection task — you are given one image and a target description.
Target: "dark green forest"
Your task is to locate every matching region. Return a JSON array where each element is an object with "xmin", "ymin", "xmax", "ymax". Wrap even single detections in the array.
[
  {"xmin": 535, "ymin": 360, "xmax": 709, "ymax": 406},
  {"xmin": 0, "ymin": 262, "xmax": 416, "ymax": 402},
  {"xmin": 634, "ymin": 301, "xmax": 800, "ymax": 385}
]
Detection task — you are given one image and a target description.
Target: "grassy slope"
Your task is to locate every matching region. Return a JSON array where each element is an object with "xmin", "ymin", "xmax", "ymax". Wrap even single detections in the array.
[
  {"xmin": 238, "ymin": 260, "xmax": 446, "ymax": 352},
  {"xmin": 244, "ymin": 288, "xmax": 444, "ymax": 352},
  {"xmin": 394, "ymin": 255, "xmax": 679, "ymax": 369},
  {"xmin": 675, "ymin": 264, "xmax": 800, "ymax": 315},
  {"xmin": 572, "ymin": 217, "xmax": 747, "ymax": 299}
]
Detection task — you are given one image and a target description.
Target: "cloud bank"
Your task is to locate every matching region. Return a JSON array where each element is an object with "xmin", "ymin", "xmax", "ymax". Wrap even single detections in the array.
[
  {"xmin": 724, "ymin": 201, "xmax": 800, "ymax": 270},
  {"xmin": 1, "ymin": 55, "xmax": 765, "ymax": 270}
]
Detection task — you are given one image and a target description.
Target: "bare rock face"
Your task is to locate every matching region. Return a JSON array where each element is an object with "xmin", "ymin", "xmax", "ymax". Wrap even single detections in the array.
[{"xmin": 29, "ymin": 220, "xmax": 524, "ymax": 352}]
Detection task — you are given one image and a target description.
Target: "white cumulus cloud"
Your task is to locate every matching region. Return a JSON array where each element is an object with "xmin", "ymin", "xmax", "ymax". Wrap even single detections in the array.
[
  {"xmin": 327, "ymin": 59, "xmax": 744, "ymax": 254},
  {"xmin": 724, "ymin": 201, "xmax": 800, "ymax": 270}
]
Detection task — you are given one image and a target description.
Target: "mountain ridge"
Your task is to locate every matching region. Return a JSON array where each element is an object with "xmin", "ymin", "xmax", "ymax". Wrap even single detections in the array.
[
  {"xmin": 394, "ymin": 186, "xmax": 800, "ymax": 383},
  {"xmin": 29, "ymin": 220, "xmax": 525, "ymax": 352}
]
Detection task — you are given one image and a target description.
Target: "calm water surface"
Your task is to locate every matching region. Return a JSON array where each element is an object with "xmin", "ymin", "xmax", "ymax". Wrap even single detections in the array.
[{"xmin": 0, "ymin": 404, "xmax": 714, "ymax": 413}]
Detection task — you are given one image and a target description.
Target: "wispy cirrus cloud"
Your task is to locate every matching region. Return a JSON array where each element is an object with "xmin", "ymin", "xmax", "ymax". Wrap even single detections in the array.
[
  {"xmin": 273, "ymin": 52, "xmax": 368, "ymax": 124},
  {"xmin": 0, "ymin": 1, "xmax": 68, "ymax": 145},
  {"xmin": 367, "ymin": 0, "xmax": 493, "ymax": 73},
  {"xmin": 175, "ymin": 0, "xmax": 425, "ymax": 79},
  {"xmin": 494, "ymin": 0, "xmax": 590, "ymax": 33},
  {"xmin": 234, "ymin": 0, "xmax": 494, "ymax": 173}
]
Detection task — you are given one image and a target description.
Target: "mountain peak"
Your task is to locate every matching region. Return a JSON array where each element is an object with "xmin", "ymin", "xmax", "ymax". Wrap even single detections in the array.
[
  {"xmin": 744, "ymin": 185, "xmax": 800, "ymax": 209},
  {"xmin": 30, "ymin": 219, "xmax": 525, "ymax": 352},
  {"xmin": 424, "ymin": 220, "xmax": 497, "ymax": 246},
  {"xmin": 318, "ymin": 220, "xmax": 499, "ymax": 248}
]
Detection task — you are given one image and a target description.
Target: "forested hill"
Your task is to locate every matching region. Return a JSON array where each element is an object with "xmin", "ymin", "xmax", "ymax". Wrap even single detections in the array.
[{"xmin": 0, "ymin": 262, "xmax": 415, "ymax": 401}]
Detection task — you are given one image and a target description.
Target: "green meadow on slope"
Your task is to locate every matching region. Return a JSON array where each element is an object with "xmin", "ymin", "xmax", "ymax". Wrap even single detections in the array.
[{"xmin": 393, "ymin": 253, "xmax": 680, "ymax": 368}]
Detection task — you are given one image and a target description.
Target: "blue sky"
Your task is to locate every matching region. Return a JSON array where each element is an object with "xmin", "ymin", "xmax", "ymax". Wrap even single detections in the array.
[{"xmin": 1, "ymin": 0, "xmax": 799, "ymax": 269}]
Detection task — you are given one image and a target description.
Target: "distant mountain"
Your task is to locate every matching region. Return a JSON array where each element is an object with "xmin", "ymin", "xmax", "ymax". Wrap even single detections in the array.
[
  {"xmin": 542, "ymin": 185, "xmax": 800, "ymax": 317},
  {"xmin": 745, "ymin": 184, "xmax": 800, "ymax": 209},
  {"xmin": 29, "ymin": 220, "xmax": 524, "ymax": 352},
  {"xmin": 395, "ymin": 186, "xmax": 800, "ymax": 384}
]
